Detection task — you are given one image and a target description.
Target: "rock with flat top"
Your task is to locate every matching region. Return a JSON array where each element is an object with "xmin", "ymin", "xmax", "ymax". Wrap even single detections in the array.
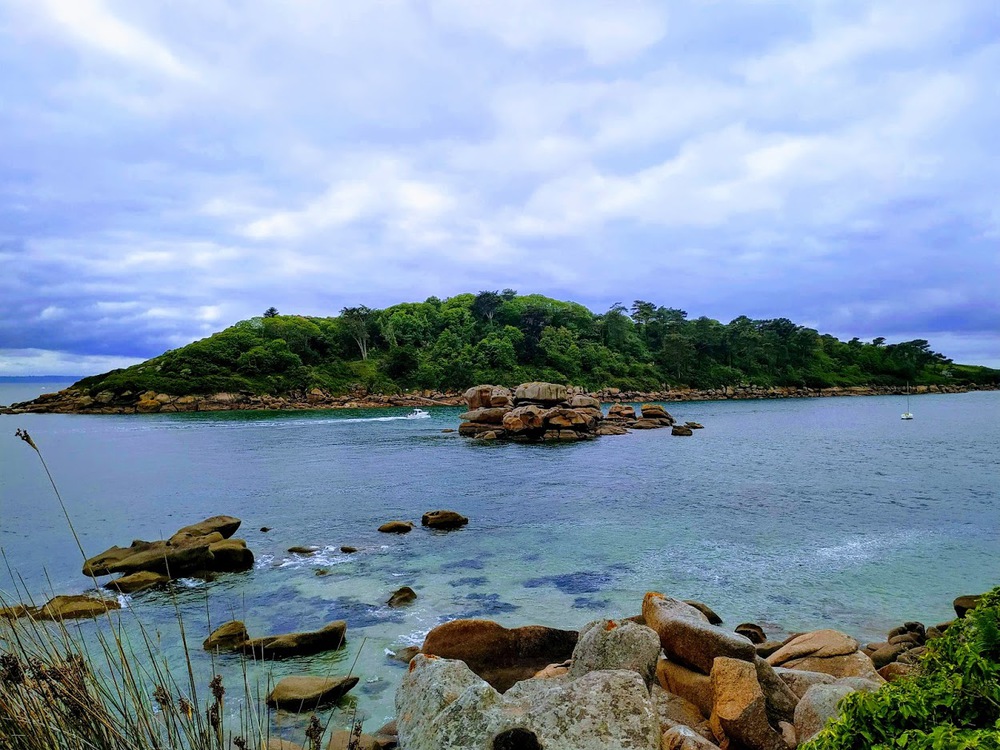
[
  {"xmin": 378, "ymin": 521, "xmax": 413, "ymax": 534},
  {"xmin": 242, "ymin": 621, "xmax": 347, "ymax": 659},
  {"xmin": 514, "ymin": 382, "xmax": 568, "ymax": 405},
  {"xmin": 34, "ymin": 595, "xmax": 120, "ymax": 621},
  {"xmin": 266, "ymin": 675, "xmax": 358, "ymax": 711},
  {"xmin": 766, "ymin": 629, "xmax": 859, "ymax": 666}
]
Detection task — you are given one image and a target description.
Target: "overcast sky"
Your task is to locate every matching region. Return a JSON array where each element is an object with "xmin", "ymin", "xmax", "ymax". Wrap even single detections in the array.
[{"xmin": 1, "ymin": 0, "xmax": 998, "ymax": 376}]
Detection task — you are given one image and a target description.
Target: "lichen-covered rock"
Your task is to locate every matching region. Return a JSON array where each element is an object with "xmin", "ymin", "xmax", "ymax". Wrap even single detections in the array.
[
  {"xmin": 569, "ymin": 394, "xmax": 601, "ymax": 409},
  {"xmin": 266, "ymin": 675, "xmax": 358, "ymax": 711},
  {"xmin": 607, "ymin": 404, "xmax": 637, "ymax": 421},
  {"xmin": 421, "ymin": 619, "xmax": 578, "ymax": 693},
  {"xmin": 502, "ymin": 404, "xmax": 547, "ymax": 434},
  {"xmin": 569, "ymin": 619, "xmax": 661, "ymax": 688},
  {"xmin": 396, "ymin": 654, "xmax": 660, "ymax": 750},
  {"xmin": 754, "ymin": 656, "xmax": 800, "ymax": 725},
  {"xmin": 642, "ymin": 593, "xmax": 755, "ymax": 675}
]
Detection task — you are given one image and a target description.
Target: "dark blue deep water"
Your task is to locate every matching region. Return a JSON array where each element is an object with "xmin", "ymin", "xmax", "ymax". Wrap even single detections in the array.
[{"xmin": 1, "ymin": 383, "xmax": 998, "ymax": 730}]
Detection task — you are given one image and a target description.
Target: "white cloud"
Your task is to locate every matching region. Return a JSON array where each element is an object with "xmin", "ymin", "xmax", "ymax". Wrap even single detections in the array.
[
  {"xmin": 33, "ymin": 0, "xmax": 197, "ymax": 79},
  {"xmin": 0, "ymin": 349, "xmax": 143, "ymax": 377},
  {"xmin": 430, "ymin": 0, "xmax": 667, "ymax": 64}
]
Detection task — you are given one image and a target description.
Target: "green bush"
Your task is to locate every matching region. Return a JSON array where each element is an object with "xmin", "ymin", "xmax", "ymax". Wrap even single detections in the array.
[{"xmin": 805, "ymin": 587, "xmax": 1000, "ymax": 750}]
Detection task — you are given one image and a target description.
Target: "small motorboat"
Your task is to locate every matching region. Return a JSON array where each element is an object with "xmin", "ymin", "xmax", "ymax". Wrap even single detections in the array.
[{"xmin": 409, "ymin": 408, "xmax": 430, "ymax": 419}]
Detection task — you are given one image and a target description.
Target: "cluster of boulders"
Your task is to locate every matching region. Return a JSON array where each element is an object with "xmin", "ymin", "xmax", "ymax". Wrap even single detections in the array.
[
  {"xmin": 82, "ymin": 515, "xmax": 255, "ymax": 592},
  {"xmin": 393, "ymin": 590, "xmax": 989, "ymax": 750},
  {"xmin": 3, "ymin": 388, "xmax": 464, "ymax": 414},
  {"xmin": 604, "ymin": 402, "xmax": 704, "ymax": 436},
  {"xmin": 457, "ymin": 383, "xmax": 702, "ymax": 441}
]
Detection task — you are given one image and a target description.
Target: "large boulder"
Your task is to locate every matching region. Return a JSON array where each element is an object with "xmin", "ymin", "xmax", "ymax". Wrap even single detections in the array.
[
  {"xmin": 421, "ymin": 510, "xmax": 469, "ymax": 530},
  {"xmin": 169, "ymin": 515, "xmax": 241, "ymax": 544},
  {"xmin": 81, "ymin": 515, "xmax": 250, "ymax": 579},
  {"xmin": 766, "ymin": 629, "xmax": 859, "ymax": 666},
  {"xmin": 773, "ymin": 667, "xmax": 836, "ymax": 699},
  {"xmin": 489, "ymin": 386, "xmax": 513, "ymax": 408},
  {"xmin": 954, "ymin": 594, "xmax": 982, "ymax": 618},
  {"xmin": 242, "ymin": 621, "xmax": 347, "ymax": 659},
  {"xmin": 543, "ymin": 408, "xmax": 589, "ymax": 430},
  {"xmin": 642, "ymin": 593, "xmax": 756, "ymax": 675},
  {"xmin": 569, "ymin": 394, "xmax": 601, "ymax": 409},
  {"xmin": 651, "ymin": 684, "xmax": 714, "ymax": 742},
  {"xmin": 396, "ymin": 654, "xmax": 660, "ymax": 750},
  {"xmin": 266, "ymin": 675, "xmax": 359, "ymax": 711},
  {"xmin": 793, "ymin": 683, "xmax": 856, "ymax": 744},
  {"xmin": 514, "ymin": 382, "xmax": 568, "ymax": 405},
  {"xmin": 661, "ymin": 726, "xmax": 720, "ymax": 749},
  {"xmin": 779, "ymin": 650, "xmax": 883, "ymax": 682},
  {"xmin": 656, "ymin": 659, "xmax": 714, "ymax": 717},
  {"xmin": 640, "ymin": 404, "xmax": 674, "ymax": 423},
  {"xmin": 104, "ymin": 571, "xmax": 170, "ymax": 594},
  {"xmin": 569, "ymin": 619, "xmax": 661, "ymax": 689},
  {"xmin": 607, "ymin": 404, "xmax": 637, "ymax": 421},
  {"xmin": 421, "ymin": 619, "xmax": 578, "ymax": 692},
  {"xmin": 709, "ymin": 657, "xmax": 787, "ymax": 750},
  {"xmin": 502, "ymin": 405, "xmax": 546, "ymax": 434},
  {"xmin": 458, "ymin": 407, "xmax": 510, "ymax": 425},
  {"xmin": 464, "ymin": 385, "xmax": 495, "ymax": 410},
  {"xmin": 754, "ymin": 656, "xmax": 800, "ymax": 725}
]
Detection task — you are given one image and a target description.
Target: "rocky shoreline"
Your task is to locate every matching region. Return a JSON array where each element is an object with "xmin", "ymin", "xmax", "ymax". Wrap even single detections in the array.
[{"xmin": 3, "ymin": 382, "xmax": 995, "ymax": 415}]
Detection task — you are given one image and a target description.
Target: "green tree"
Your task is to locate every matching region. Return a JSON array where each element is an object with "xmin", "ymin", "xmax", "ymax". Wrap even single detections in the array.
[
  {"xmin": 340, "ymin": 305, "xmax": 375, "ymax": 360},
  {"xmin": 263, "ymin": 306, "xmax": 279, "ymax": 318}
]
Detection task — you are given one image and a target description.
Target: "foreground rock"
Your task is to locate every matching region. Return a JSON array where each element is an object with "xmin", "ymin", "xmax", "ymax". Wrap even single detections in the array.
[
  {"xmin": 104, "ymin": 571, "xmax": 170, "ymax": 594},
  {"xmin": 266, "ymin": 675, "xmax": 359, "ymax": 711},
  {"xmin": 397, "ymin": 654, "xmax": 660, "ymax": 750},
  {"xmin": 420, "ymin": 619, "xmax": 578, "ymax": 692},
  {"xmin": 203, "ymin": 620, "xmax": 347, "ymax": 658},
  {"xmin": 569, "ymin": 619, "xmax": 661, "ymax": 689},
  {"xmin": 643, "ymin": 592, "xmax": 756, "ymax": 674},
  {"xmin": 82, "ymin": 515, "xmax": 253, "ymax": 579}
]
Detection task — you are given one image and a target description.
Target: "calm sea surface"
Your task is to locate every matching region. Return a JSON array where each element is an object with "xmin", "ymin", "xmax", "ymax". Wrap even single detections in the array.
[{"xmin": 1, "ymin": 382, "xmax": 998, "ymax": 733}]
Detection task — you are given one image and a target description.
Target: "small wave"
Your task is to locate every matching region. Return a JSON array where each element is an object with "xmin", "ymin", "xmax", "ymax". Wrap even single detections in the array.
[{"xmin": 177, "ymin": 578, "xmax": 207, "ymax": 588}]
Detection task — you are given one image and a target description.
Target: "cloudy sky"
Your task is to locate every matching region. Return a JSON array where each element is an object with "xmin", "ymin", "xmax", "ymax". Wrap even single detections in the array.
[{"xmin": 1, "ymin": 0, "xmax": 998, "ymax": 375}]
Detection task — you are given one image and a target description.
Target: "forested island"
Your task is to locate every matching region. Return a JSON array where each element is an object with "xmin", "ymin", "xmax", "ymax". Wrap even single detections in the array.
[{"xmin": 6, "ymin": 292, "xmax": 999, "ymax": 412}]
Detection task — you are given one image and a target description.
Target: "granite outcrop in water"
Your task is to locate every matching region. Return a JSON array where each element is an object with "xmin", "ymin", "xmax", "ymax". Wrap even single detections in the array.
[
  {"xmin": 458, "ymin": 382, "xmax": 696, "ymax": 441},
  {"xmin": 82, "ymin": 515, "xmax": 254, "ymax": 583}
]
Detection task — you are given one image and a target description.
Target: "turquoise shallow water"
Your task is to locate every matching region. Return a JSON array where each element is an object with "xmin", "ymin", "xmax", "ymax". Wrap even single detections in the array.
[{"xmin": 1, "ymin": 383, "xmax": 999, "ymax": 734}]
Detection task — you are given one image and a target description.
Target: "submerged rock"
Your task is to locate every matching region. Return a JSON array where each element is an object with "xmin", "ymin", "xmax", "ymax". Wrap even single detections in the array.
[
  {"xmin": 387, "ymin": 586, "xmax": 417, "ymax": 608},
  {"xmin": 104, "ymin": 571, "xmax": 170, "ymax": 594}
]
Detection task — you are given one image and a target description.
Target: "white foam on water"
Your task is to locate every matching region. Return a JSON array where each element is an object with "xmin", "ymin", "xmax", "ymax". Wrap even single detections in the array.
[{"xmin": 177, "ymin": 578, "xmax": 206, "ymax": 588}]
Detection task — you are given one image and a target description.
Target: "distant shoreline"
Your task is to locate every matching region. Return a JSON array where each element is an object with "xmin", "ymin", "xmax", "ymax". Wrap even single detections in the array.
[{"xmin": 3, "ymin": 382, "xmax": 997, "ymax": 415}]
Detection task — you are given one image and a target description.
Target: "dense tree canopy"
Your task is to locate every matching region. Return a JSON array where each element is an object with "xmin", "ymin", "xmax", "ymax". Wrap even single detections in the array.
[{"xmin": 74, "ymin": 292, "xmax": 998, "ymax": 397}]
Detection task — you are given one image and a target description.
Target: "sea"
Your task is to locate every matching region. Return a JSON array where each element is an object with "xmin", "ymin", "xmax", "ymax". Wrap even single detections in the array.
[{"xmin": 1, "ymin": 381, "xmax": 998, "ymax": 736}]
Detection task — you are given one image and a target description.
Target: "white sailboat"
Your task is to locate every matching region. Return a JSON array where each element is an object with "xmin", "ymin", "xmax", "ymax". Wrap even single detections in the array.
[{"xmin": 901, "ymin": 383, "xmax": 913, "ymax": 420}]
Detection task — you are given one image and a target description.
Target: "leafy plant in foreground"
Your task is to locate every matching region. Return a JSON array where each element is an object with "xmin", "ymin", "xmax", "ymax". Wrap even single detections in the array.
[{"xmin": 804, "ymin": 587, "xmax": 1000, "ymax": 749}]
